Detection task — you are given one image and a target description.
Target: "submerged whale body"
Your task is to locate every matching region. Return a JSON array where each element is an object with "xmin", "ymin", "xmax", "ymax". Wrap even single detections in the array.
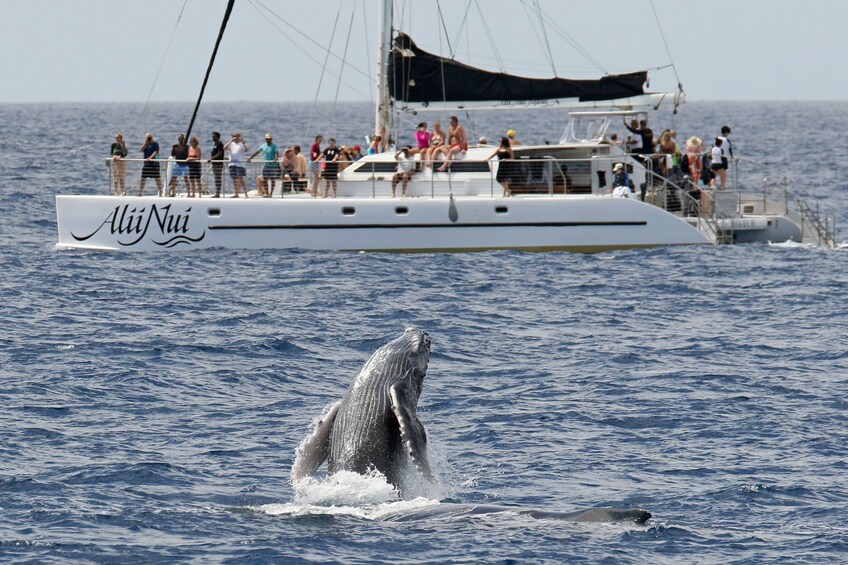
[
  {"xmin": 292, "ymin": 328, "xmax": 436, "ymax": 492},
  {"xmin": 381, "ymin": 503, "xmax": 652, "ymax": 524}
]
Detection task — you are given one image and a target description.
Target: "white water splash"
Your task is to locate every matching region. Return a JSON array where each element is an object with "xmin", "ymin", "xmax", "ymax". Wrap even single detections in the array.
[{"xmin": 257, "ymin": 470, "xmax": 441, "ymax": 520}]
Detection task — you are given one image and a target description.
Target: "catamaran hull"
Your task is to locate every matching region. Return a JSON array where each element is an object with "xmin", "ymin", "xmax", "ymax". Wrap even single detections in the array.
[{"xmin": 55, "ymin": 195, "xmax": 709, "ymax": 252}]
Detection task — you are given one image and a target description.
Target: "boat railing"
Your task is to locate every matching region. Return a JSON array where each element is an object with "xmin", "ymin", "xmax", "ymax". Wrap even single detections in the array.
[
  {"xmin": 641, "ymin": 165, "xmax": 723, "ymax": 241},
  {"xmin": 732, "ymin": 156, "xmax": 837, "ymax": 246},
  {"xmin": 103, "ymin": 158, "xmax": 310, "ymax": 198}
]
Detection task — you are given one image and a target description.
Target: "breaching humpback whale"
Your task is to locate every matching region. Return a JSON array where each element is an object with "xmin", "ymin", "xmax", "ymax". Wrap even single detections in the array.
[
  {"xmin": 292, "ymin": 328, "xmax": 436, "ymax": 491},
  {"xmin": 291, "ymin": 328, "xmax": 652, "ymax": 523}
]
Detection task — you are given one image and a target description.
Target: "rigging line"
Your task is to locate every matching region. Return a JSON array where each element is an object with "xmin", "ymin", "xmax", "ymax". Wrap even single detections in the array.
[
  {"xmin": 186, "ymin": 0, "xmax": 235, "ymax": 141},
  {"xmin": 319, "ymin": 3, "xmax": 343, "ymax": 128},
  {"xmin": 473, "ymin": 0, "xmax": 504, "ymax": 72},
  {"xmin": 332, "ymin": 0, "xmax": 358, "ymax": 112},
  {"xmin": 436, "ymin": 1, "xmax": 447, "ymax": 104},
  {"xmin": 435, "ymin": 0, "xmax": 453, "ymax": 59},
  {"xmin": 361, "ymin": 0, "xmax": 373, "ymax": 103},
  {"xmin": 532, "ymin": 2, "xmax": 606, "ymax": 74},
  {"xmin": 249, "ymin": 0, "xmax": 371, "ymax": 82},
  {"xmin": 649, "ymin": 0, "xmax": 682, "ymax": 90},
  {"xmin": 448, "ymin": 0, "xmax": 474, "ymax": 60},
  {"xmin": 247, "ymin": 0, "xmax": 370, "ymax": 103},
  {"xmin": 533, "ymin": 0, "xmax": 558, "ymax": 77},
  {"xmin": 141, "ymin": 0, "xmax": 188, "ymax": 128},
  {"xmin": 517, "ymin": 1, "xmax": 547, "ymax": 71}
]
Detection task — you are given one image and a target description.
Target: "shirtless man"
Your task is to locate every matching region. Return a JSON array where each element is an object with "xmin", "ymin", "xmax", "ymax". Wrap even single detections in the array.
[{"xmin": 437, "ymin": 116, "xmax": 467, "ymax": 172}]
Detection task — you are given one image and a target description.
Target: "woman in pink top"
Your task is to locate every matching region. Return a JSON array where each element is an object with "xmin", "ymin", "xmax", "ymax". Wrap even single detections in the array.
[{"xmin": 412, "ymin": 122, "xmax": 430, "ymax": 154}]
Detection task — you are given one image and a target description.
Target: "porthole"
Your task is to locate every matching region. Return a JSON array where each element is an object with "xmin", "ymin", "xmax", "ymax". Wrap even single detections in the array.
[
  {"xmin": 341, "ymin": 206, "xmax": 356, "ymax": 216},
  {"xmin": 495, "ymin": 206, "xmax": 508, "ymax": 214},
  {"xmin": 395, "ymin": 206, "xmax": 409, "ymax": 215},
  {"xmin": 208, "ymin": 208, "xmax": 221, "ymax": 217}
]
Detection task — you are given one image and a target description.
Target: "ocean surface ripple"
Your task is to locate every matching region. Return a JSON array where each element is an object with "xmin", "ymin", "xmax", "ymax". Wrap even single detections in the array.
[{"xmin": 1, "ymin": 101, "xmax": 847, "ymax": 563}]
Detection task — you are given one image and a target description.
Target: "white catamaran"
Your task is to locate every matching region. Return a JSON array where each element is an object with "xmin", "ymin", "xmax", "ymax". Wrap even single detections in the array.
[{"xmin": 55, "ymin": 0, "xmax": 836, "ymax": 252}]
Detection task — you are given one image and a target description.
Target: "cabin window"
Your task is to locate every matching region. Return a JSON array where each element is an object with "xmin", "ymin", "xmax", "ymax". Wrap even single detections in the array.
[
  {"xmin": 350, "ymin": 162, "xmax": 400, "ymax": 174},
  {"xmin": 440, "ymin": 161, "xmax": 491, "ymax": 173},
  {"xmin": 208, "ymin": 208, "xmax": 221, "ymax": 217},
  {"xmin": 495, "ymin": 206, "xmax": 508, "ymax": 214},
  {"xmin": 395, "ymin": 206, "xmax": 409, "ymax": 215},
  {"xmin": 341, "ymin": 206, "xmax": 356, "ymax": 216}
]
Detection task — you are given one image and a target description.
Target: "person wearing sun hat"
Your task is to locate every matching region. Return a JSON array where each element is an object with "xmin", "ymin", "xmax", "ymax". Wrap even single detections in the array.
[
  {"xmin": 507, "ymin": 129, "xmax": 521, "ymax": 146},
  {"xmin": 685, "ymin": 136, "xmax": 704, "ymax": 186}
]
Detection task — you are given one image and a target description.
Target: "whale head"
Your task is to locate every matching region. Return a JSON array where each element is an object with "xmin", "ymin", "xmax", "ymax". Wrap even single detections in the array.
[{"xmin": 396, "ymin": 327, "xmax": 431, "ymax": 396}]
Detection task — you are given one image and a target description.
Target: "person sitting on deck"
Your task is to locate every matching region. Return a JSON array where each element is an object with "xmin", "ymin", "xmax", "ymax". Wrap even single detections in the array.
[
  {"xmin": 611, "ymin": 163, "xmax": 634, "ymax": 198},
  {"xmin": 410, "ymin": 122, "xmax": 430, "ymax": 157},
  {"xmin": 391, "ymin": 147, "xmax": 415, "ymax": 197},
  {"xmin": 436, "ymin": 116, "xmax": 468, "ymax": 172}
]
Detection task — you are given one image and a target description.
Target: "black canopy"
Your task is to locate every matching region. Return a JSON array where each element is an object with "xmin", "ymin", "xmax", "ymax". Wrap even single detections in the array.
[{"xmin": 388, "ymin": 32, "xmax": 647, "ymax": 104}]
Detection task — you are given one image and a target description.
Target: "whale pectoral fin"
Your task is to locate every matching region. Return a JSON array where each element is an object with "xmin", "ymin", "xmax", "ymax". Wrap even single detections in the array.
[
  {"xmin": 291, "ymin": 400, "xmax": 342, "ymax": 482},
  {"xmin": 389, "ymin": 382, "xmax": 436, "ymax": 483}
]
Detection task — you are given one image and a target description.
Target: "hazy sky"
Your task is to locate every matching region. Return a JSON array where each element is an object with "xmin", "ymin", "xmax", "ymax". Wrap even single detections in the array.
[{"xmin": 2, "ymin": 0, "xmax": 846, "ymax": 103}]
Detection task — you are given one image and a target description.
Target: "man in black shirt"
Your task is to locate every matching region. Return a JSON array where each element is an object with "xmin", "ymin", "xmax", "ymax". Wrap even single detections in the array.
[
  {"xmin": 208, "ymin": 131, "xmax": 225, "ymax": 197},
  {"xmin": 624, "ymin": 119, "xmax": 654, "ymax": 155}
]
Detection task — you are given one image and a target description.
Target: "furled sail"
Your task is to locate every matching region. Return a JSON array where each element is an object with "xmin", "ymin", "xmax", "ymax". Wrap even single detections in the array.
[{"xmin": 388, "ymin": 32, "xmax": 647, "ymax": 105}]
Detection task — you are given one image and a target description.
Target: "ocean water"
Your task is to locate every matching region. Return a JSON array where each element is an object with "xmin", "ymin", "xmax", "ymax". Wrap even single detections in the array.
[{"xmin": 1, "ymin": 101, "xmax": 847, "ymax": 563}]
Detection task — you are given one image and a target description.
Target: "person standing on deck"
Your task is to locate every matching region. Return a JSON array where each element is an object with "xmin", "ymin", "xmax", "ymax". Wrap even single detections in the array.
[
  {"xmin": 718, "ymin": 125, "xmax": 733, "ymax": 185},
  {"xmin": 208, "ymin": 131, "xmax": 224, "ymax": 198},
  {"xmin": 224, "ymin": 133, "xmax": 249, "ymax": 198},
  {"xmin": 168, "ymin": 134, "xmax": 190, "ymax": 197},
  {"xmin": 247, "ymin": 133, "xmax": 281, "ymax": 197},
  {"xmin": 624, "ymin": 119, "xmax": 654, "ymax": 155},
  {"xmin": 320, "ymin": 138, "xmax": 342, "ymax": 198},
  {"xmin": 292, "ymin": 145, "xmax": 308, "ymax": 191},
  {"xmin": 186, "ymin": 136, "xmax": 202, "ymax": 197},
  {"xmin": 309, "ymin": 134, "xmax": 323, "ymax": 197},
  {"xmin": 138, "ymin": 132, "xmax": 162, "ymax": 197},
  {"xmin": 110, "ymin": 133, "xmax": 128, "ymax": 196},
  {"xmin": 710, "ymin": 137, "xmax": 727, "ymax": 190},
  {"xmin": 506, "ymin": 129, "xmax": 521, "ymax": 146}
]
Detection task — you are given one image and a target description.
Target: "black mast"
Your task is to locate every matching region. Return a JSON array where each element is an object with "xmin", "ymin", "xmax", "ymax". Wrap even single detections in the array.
[{"xmin": 185, "ymin": 0, "xmax": 235, "ymax": 141}]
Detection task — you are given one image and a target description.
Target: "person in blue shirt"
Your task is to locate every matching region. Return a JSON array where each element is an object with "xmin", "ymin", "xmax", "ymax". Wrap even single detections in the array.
[{"xmin": 247, "ymin": 133, "xmax": 281, "ymax": 197}]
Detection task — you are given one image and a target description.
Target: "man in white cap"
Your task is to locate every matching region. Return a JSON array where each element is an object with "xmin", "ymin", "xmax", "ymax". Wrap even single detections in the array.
[{"xmin": 611, "ymin": 163, "xmax": 633, "ymax": 198}]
